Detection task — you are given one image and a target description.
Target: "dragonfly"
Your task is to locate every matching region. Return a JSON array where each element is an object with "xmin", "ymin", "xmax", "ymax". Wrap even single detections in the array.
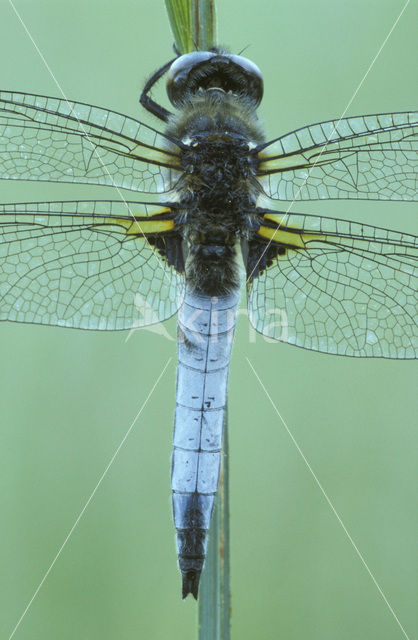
[{"xmin": 0, "ymin": 42, "xmax": 416, "ymax": 602}]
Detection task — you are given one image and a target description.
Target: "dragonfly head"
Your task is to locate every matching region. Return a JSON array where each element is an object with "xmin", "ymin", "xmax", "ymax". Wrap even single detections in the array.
[{"xmin": 166, "ymin": 50, "xmax": 264, "ymax": 109}]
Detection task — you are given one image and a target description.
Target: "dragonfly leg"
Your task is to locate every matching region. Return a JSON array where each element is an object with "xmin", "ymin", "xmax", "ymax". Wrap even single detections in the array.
[{"xmin": 139, "ymin": 55, "xmax": 177, "ymax": 121}]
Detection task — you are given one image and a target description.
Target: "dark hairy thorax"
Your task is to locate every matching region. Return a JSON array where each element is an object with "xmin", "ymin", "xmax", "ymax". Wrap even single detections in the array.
[{"xmin": 166, "ymin": 91, "xmax": 265, "ymax": 296}]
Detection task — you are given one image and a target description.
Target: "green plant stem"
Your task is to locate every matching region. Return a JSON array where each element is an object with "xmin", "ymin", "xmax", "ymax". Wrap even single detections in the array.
[
  {"xmin": 164, "ymin": 0, "xmax": 217, "ymax": 53},
  {"xmin": 198, "ymin": 410, "xmax": 230, "ymax": 640},
  {"xmin": 191, "ymin": 0, "xmax": 216, "ymax": 51}
]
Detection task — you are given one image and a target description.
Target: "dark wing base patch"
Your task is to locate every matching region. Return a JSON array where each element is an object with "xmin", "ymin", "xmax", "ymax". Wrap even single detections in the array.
[
  {"xmin": 147, "ymin": 233, "xmax": 184, "ymax": 273},
  {"xmin": 243, "ymin": 237, "xmax": 286, "ymax": 281}
]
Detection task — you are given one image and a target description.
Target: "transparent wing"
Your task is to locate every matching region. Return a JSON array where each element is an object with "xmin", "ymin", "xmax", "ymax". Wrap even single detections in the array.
[
  {"xmin": 246, "ymin": 211, "xmax": 417, "ymax": 358},
  {"xmin": 0, "ymin": 91, "xmax": 182, "ymax": 193},
  {"xmin": 0, "ymin": 200, "xmax": 184, "ymax": 329},
  {"xmin": 257, "ymin": 112, "xmax": 417, "ymax": 201}
]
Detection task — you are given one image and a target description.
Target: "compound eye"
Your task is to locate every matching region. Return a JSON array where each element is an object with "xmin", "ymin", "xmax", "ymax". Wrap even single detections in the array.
[
  {"xmin": 167, "ymin": 52, "xmax": 215, "ymax": 108},
  {"xmin": 166, "ymin": 51, "xmax": 264, "ymax": 108},
  {"xmin": 227, "ymin": 54, "xmax": 263, "ymax": 105}
]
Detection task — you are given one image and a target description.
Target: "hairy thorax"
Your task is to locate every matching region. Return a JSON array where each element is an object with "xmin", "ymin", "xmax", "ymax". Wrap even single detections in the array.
[{"xmin": 166, "ymin": 91, "xmax": 265, "ymax": 295}]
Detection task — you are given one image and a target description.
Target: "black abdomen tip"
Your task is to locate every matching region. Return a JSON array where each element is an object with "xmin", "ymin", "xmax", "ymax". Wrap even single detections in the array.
[{"xmin": 181, "ymin": 568, "xmax": 202, "ymax": 600}]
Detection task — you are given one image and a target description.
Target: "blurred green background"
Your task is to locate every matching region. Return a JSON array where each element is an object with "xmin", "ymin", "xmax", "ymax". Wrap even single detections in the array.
[{"xmin": 0, "ymin": 1, "xmax": 416, "ymax": 638}]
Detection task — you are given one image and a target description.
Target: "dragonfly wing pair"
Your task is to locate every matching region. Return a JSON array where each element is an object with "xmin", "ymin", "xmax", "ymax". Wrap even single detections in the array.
[
  {"xmin": 0, "ymin": 91, "xmax": 185, "ymax": 329},
  {"xmin": 0, "ymin": 92, "xmax": 416, "ymax": 356}
]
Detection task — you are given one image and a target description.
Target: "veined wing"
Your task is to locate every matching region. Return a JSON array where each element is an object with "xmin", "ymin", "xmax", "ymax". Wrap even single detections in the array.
[
  {"xmin": 0, "ymin": 200, "xmax": 184, "ymax": 329},
  {"xmin": 246, "ymin": 210, "xmax": 417, "ymax": 358},
  {"xmin": 0, "ymin": 91, "xmax": 182, "ymax": 193},
  {"xmin": 257, "ymin": 112, "xmax": 417, "ymax": 201}
]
